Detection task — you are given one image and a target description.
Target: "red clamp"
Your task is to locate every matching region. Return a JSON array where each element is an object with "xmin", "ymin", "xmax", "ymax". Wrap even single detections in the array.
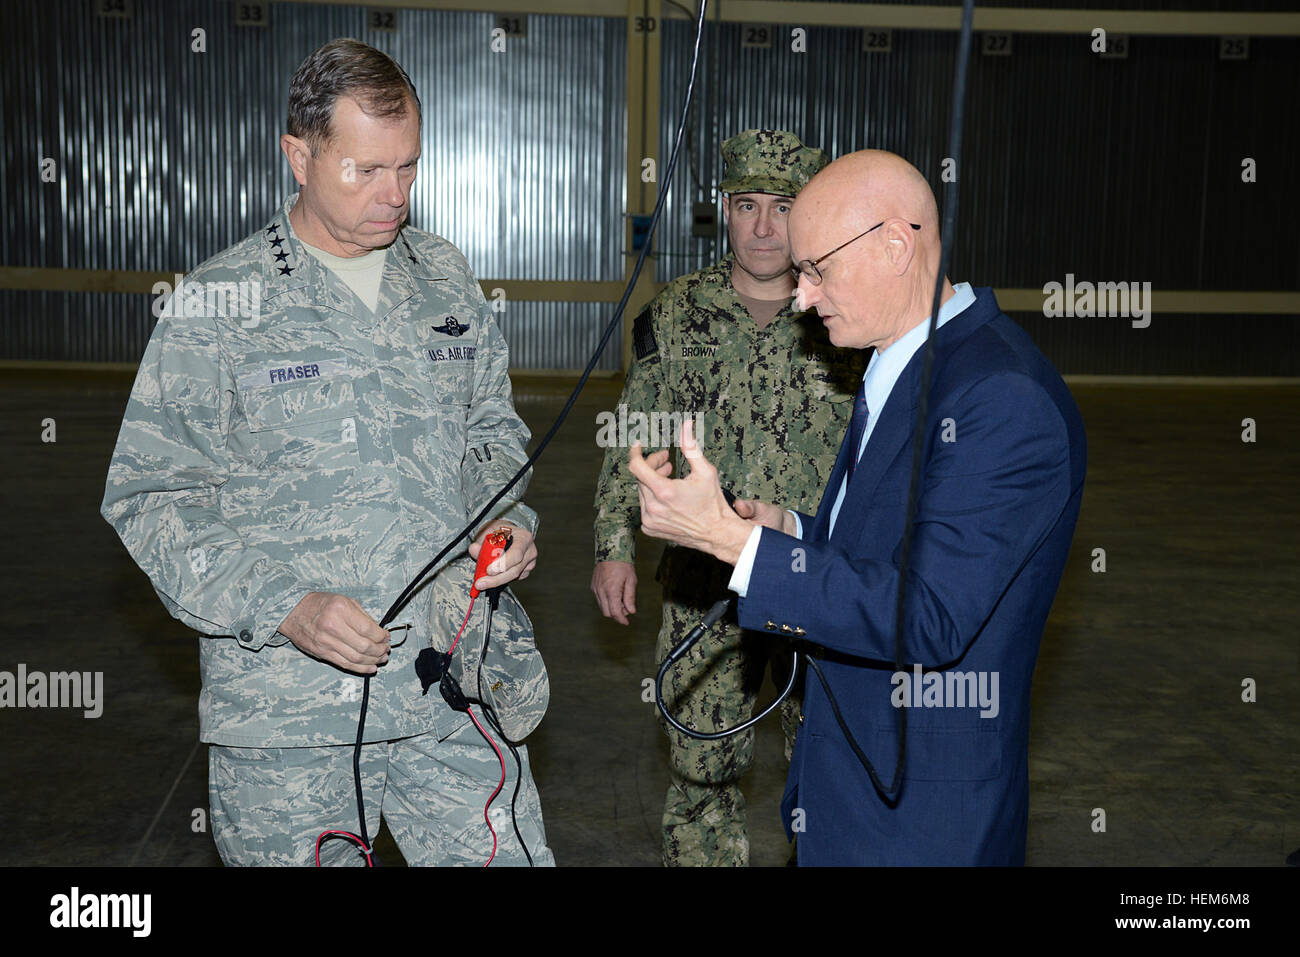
[{"xmin": 471, "ymin": 528, "xmax": 513, "ymax": 598}]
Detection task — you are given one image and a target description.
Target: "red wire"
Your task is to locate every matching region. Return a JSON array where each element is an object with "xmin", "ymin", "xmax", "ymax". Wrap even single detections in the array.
[
  {"xmin": 447, "ymin": 595, "xmax": 475, "ymax": 657},
  {"xmin": 315, "ymin": 830, "xmax": 374, "ymax": 867},
  {"xmin": 467, "ymin": 705, "xmax": 506, "ymax": 867},
  {"xmin": 310, "ymin": 587, "xmax": 486, "ymax": 867}
]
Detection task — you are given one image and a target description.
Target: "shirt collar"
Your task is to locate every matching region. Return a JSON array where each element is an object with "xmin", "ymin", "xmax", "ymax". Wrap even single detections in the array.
[
  {"xmin": 259, "ymin": 194, "xmax": 445, "ymax": 308},
  {"xmin": 861, "ymin": 282, "xmax": 976, "ymax": 415}
]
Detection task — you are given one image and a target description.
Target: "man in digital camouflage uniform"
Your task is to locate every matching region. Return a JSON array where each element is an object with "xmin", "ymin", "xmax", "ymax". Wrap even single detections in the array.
[
  {"xmin": 101, "ymin": 39, "xmax": 553, "ymax": 867},
  {"xmin": 592, "ymin": 130, "xmax": 865, "ymax": 866}
]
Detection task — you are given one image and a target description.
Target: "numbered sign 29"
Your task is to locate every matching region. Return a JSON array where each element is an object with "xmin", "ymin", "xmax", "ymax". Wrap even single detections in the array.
[{"xmin": 743, "ymin": 25, "xmax": 772, "ymax": 49}]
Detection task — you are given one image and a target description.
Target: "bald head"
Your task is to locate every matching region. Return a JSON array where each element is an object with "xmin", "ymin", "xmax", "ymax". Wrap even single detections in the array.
[
  {"xmin": 789, "ymin": 150, "xmax": 953, "ymax": 351},
  {"xmin": 791, "ymin": 150, "xmax": 939, "ymax": 262}
]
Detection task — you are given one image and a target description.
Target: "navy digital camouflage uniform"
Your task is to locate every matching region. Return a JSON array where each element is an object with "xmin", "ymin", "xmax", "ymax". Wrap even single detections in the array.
[
  {"xmin": 102, "ymin": 194, "xmax": 553, "ymax": 866},
  {"xmin": 595, "ymin": 132, "xmax": 864, "ymax": 865}
]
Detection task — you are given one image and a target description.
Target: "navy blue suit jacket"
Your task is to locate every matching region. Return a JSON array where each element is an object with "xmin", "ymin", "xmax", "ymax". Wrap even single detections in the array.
[{"xmin": 737, "ymin": 288, "xmax": 1086, "ymax": 865}]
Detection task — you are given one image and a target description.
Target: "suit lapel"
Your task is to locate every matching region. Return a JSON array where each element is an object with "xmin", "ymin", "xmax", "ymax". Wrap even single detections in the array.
[
  {"xmin": 828, "ymin": 377, "xmax": 918, "ymax": 544},
  {"xmin": 810, "ymin": 423, "xmax": 855, "ymax": 543},
  {"xmin": 813, "ymin": 289, "xmax": 1004, "ymax": 544}
]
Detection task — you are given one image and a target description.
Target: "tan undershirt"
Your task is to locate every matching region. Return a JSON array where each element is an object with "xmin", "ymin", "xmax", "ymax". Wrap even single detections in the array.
[
  {"xmin": 735, "ymin": 291, "xmax": 788, "ymax": 330},
  {"xmin": 300, "ymin": 241, "xmax": 388, "ymax": 313}
]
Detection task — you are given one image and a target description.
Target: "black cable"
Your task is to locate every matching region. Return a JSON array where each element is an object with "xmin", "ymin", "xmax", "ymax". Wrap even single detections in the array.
[
  {"xmin": 654, "ymin": 597, "xmax": 801, "ymax": 740},
  {"xmin": 342, "ymin": 0, "xmax": 713, "ymax": 862},
  {"xmin": 650, "ymin": 0, "xmax": 979, "ymax": 806},
  {"xmin": 478, "ymin": 591, "xmax": 533, "ymax": 866},
  {"xmin": 813, "ymin": 0, "xmax": 977, "ymax": 802},
  {"xmin": 352, "ymin": 675, "xmax": 373, "ymax": 857},
  {"xmin": 374, "ymin": 0, "xmax": 709, "ymax": 635},
  {"xmin": 479, "ymin": 702, "xmax": 529, "ymax": 866}
]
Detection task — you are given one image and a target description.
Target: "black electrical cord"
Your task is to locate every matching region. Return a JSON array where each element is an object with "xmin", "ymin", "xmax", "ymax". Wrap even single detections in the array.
[
  {"xmin": 339, "ymin": 0, "xmax": 713, "ymax": 865},
  {"xmin": 477, "ymin": 589, "xmax": 533, "ymax": 866},
  {"xmin": 654, "ymin": 597, "xmax": 801, "ymax": 741},
  {"xmin": 652, "ymin": 0, "xmax": 978, "ymax": 808},
  {"xmin": 867, "ymin": 0, "xmax": 977, "ymax": 801}
]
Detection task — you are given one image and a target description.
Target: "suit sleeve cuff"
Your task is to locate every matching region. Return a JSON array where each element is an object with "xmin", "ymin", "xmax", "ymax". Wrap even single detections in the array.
[{"xmin": 727, "ymin": 526, "xmax": 765, "ymax": 598}]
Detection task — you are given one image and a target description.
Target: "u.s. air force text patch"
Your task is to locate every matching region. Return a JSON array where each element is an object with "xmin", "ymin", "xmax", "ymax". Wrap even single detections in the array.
[{"xmin": 424, "ymin": 345, "xmax": 477, "ymax": 362}]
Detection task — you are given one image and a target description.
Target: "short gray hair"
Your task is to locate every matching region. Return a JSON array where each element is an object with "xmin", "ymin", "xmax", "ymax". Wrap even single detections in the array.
[{"xmin": 287, "ymin": 39, "xmax": 422, "ymax": 154}]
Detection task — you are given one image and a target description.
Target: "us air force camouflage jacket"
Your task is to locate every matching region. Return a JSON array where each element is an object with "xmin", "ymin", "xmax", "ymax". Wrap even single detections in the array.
[
  {"xmin": 594, "ymin": 254, "xmax": 865, "ymax": 574},
  {"xmin": 101, "ymin": 195, "xmax": 538, "ymax": 747}
]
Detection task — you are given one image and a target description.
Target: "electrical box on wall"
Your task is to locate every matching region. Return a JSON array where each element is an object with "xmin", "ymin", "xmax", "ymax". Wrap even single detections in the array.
[{"xmin": 692, "ymin": 202, "xmax": 717, "ymax": 238}]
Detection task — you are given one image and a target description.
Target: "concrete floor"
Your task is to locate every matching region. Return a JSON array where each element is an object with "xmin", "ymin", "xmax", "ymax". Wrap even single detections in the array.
[{"xmin": 0, "ymin": 371, "xmax": 1294, "ymax": 866}]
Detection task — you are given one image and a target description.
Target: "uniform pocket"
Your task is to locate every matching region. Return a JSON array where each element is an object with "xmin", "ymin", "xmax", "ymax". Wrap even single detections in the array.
[
  {"xmin": 243, "ymin": 376, "xmax": 357, "ymax": 431},
  {"xmin": 237, "ymin": 373, "xmax": 360, "ymax": 470},
  {"xmin": 424, "ymin": 356, "xmax": 473, "ymax": 407}
]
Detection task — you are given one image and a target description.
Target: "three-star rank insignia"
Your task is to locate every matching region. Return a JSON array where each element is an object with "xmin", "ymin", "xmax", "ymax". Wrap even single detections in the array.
[{"xmin": 432, "ymin": 316, "xmax": 468, "ymax": 338}]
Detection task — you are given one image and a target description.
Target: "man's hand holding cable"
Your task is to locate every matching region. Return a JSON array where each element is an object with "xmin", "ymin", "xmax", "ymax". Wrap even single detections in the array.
[
  {"xmin": 468, "ymin": 521, "xmax": 538, "ymax": 593},
  {"xmin": 629, "ymin": 420, "xmax": 756, "ymax": 566},
  {"xmin": 279, "ymin": 593, "xmax": 391, "ymax": 675}
]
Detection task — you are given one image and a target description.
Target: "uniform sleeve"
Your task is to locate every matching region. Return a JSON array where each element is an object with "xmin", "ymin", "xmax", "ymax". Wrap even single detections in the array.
[
  {"xmin": 100, "ymin": 310, "xmax": 314, "ymax": 651},
  {"xmin": 592, "ymin": 298, "xmax": 671, "ymax": 564},
  {"xmin": 461, "ymin": 273, "xmax": 538, "ymax": 538}
]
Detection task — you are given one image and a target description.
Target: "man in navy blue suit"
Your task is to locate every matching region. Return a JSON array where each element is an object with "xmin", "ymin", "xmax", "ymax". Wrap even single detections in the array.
[{"xmin": 629, "ymin": 150, "xmax": 1086, "ymax": 865}]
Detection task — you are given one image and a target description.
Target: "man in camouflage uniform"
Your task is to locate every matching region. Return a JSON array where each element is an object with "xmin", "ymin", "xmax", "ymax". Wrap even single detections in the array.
[
  {"xmin": 101, "ymin": 39, "xmax": 553, "ymax": 866},
  {"xmin": 592, "ymin": 130, "xmax": 865, "ymax": 866}
]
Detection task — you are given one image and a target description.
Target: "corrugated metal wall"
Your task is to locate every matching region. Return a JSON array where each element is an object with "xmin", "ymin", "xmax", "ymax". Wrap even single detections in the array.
[
  {"xmin": 658, "ymin": 18, "xmax": 1299, "ymax": 374},
  {"xmin": 783, "ymin": 0, "xmax": 1299, "ymax": 9},
  {"xmin": 1, "ymin": 0, "xmax": 627, "ymax": 367},
  {"xmin": 2, "ymin": 1, "xmax": 1297, "ymax": 373}
]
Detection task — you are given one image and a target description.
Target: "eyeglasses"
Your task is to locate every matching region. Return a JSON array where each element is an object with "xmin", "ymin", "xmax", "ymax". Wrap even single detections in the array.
[{"xmin": 791, "ymin": 221, "xmax": 922, "ymax": 285}]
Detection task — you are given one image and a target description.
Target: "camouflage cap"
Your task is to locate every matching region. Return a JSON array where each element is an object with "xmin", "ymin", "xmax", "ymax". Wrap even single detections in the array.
[
  {"xmin": 425, "ymin": 556, "xmax": 550, "ymax": 742},
  {"xmin": 718, "ymin": 129, "xmax": 828, "ymax": 197}
]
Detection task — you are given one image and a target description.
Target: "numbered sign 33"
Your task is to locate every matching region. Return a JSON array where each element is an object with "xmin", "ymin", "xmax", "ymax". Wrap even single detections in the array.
[{"xmin": 234, "ymin": 2, "xmax": 269, "ymax": 27}]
